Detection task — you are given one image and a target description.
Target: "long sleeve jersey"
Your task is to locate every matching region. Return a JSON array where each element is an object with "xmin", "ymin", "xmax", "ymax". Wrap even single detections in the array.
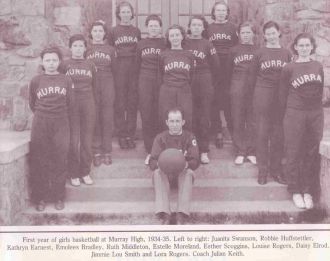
[
  {"xmin": 279, "ymin": 60, "xmax": 324, "ymax": 112},
  {"xmin": 149, "ymin": 130, "xmax": 200, "ymax": 171},
  {"xmin": 227, "ymin": 43, "xmax": 258, "ymax": 80},
  {"xmin": 29, "ymin": 73, "xmax": 74, "ymax": 118},
  {"xmin": 159, "ymin": 49, "xmax": 196, "ymax": 88},
  {"xmin": 136, "ymin": 37, "xmax": 166, "ymax": 76},
  {"xmin": 108, "ymin": 24, "xmax": 141, "ymax": 57},
  {"xmin": 248, "ymin": 47, "xmax": 292, "ymax": 90},
  {"xmin": 207, "ymin": 21, "xmax": 238, "ymax": 57},
  {"xmin": 183, "ymin": 38, "xmax": 219, "ymax": 82},
  {"xmin": 86, "ymin": 44, "xmax": 117, "ymax": 73},
  {"xmin": 59, "ymin": 58, "xmax": 97, "ymax": 94}
]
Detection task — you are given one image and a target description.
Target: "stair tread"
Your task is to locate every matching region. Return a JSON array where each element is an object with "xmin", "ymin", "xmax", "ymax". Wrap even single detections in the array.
[
  {"xmin": 67, "ymin": 178, "xmax": 284, "ymax": 188},
  {"xmin": 24, "ymin": 200, "xmax": 302, "ymax": 214}
]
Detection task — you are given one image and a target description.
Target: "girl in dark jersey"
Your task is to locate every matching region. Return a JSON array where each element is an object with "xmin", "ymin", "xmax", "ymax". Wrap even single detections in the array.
[
  {"xmin": 248, "ymin": 21, "xmax": 292, "ymax": 185},
  {"xmin": 108, "ymin": 1, "xmax": 141, "ymax": 149},
  {"xmin": 60, "ymin": 34, "xmax": 97, "ymax": 187},
  {"xmin": 158, "ymin": 25, "xmax": 195, "ymax": 132},
  {"xmin": 184, "ymin": 15, "xmax": 219, "ymax": 164},
  {"xmin": 207, "ymin": 1, "xmax": 238, "ymax": 148},
  {"xmin": 29, "ymin": 47, "xmax": 74, "ymax": 211},
  {"xmin": 279, "ymin": 33, "xmax": 328, "ymax": 209},
  {"xmin": 227, "ymin": 22, "xmax": 258, "ymax": 165},
  {"xmin": 86, "ymin": 20, "xmax": 117, "ymax": 166},
  {"xmin": 136, "ymin": 15, "xmax": 166, "ymax": 165}
]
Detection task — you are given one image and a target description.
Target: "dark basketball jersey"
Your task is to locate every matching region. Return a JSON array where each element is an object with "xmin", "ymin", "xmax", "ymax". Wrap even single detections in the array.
[
  {"xmin": 29, "ymin": 73, "xmax": 74, "ymax": 117},
  {"xmin": 280, "ymin": 60, "xmax": 324, "ymax": 110},
  {"xmin": 149, "ymin": 130, "xmax": 199, "ymax": 171}
]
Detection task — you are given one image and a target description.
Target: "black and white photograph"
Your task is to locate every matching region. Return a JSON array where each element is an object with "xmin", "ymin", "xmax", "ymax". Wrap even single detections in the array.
[{"xmin": 1, "ymin": 0, "xmax": 330, "ymax": 259}]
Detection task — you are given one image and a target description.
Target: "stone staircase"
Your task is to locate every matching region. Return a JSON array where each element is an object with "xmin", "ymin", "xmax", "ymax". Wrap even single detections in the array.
[{"xmin": 20, "ymin": 140, "xmax": 303, "ymax": 225}]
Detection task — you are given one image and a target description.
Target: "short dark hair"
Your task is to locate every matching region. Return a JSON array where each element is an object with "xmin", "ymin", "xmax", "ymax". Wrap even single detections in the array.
[
  {"xmin": 145, "ymin": 14, "xmax": 162, "ymax": 27},
  {"xmin": 40, "ymin": 46, "xmax": 62, "ymax": 60},
  {"xmin": 165, "ymin": 24, "xmax": 186, "ymax": 48},
  {"xmin": 89, "ymin": 20, "xmax": 107, "ymax": 40},
  {"xmin": 116, "ymin": 1, "xmax": 134, "ymax": 21},
  {"xmin": 263, "ymin": 20, "xmax": 280, "ymax": 34},
  {"xmin": 211, "ymin": 1, "xmax": 230, "ymax": 21},
  {"xmin": 69, "ymin": 34, "xmax": 87, "ymax": 48},
  {"xmin": 291, "ymin": 32, "xmax": 317, "ymax": 55},
  {"xmin": 166, "ymin": 107, "xmax": 185, "ymax": 120},
  {"xmin": 187, "ymin": 15, "xmax": 209, "ymax": 38},
  {"xmin": 238, "ymin": 21, "xmax": 256, "ymax": 34}
]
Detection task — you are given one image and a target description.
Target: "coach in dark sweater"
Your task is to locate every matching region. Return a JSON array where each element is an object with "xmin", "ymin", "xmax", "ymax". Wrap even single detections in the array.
[{"xmin": 149, "ymin": 108, "xmax": 199, "ymax": 225}]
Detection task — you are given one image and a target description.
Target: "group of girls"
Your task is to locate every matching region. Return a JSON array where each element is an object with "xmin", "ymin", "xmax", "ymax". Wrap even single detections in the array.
[{"xmin": 29, "ymin": 0, "xmax": 328, "ymax": 211}]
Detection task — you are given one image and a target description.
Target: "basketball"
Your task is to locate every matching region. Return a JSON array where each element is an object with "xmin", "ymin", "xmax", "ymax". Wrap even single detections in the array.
[{"xmin": 158, "ymin": 148, "xmax": 186, "ymax": 175}]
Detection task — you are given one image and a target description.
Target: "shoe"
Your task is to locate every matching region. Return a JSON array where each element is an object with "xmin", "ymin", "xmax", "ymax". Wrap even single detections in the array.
[
  {"xmin": 162, "ymin": 213, "xmax": 171, "ymax": 225},
  {"xmin": 246, "ymin": 155, "xmax": 257, "ymax": 165},
  {"xmin": 126, "ymin": 137, "xmax": 136, "ymax": 149},
  {"xmin": 82, "ymin": 175, "xmax": 94, "ymax": 185},
  {"xmin": 272, "ymin": 174, "xmax": 287, "ymax": 185},
  {"xmin": 234, "ymin": 156, "xmax": 244, "ymax": 165},
  {"xmin": 93, "ymin": 154, "xmax": 103, "ymax": 167},
  {"xmin": 293, "ymin": 194, "xmax": 306, "ymax": 209},
  {"xmin": 176, "ymin": 212, "xmax": 189, "ymax": 225},
  {"xmin": 103, "ymin": 154, "xmax": 112, "ymax": 165},
  {"xmin": 118, "ymin": 138, "xmax": 128, "ymax": 149},
  {"xmin": 257, "ymin": 173, "xmax": 267, "ymax": 185},
  {"xmin": 200, "ymin": 153, "xmax": 210, "ymax": 164},
  {"xmin": 303, "ymin": 193, "xmax": 314, "ymax": 209},
  {"xmin": 36, "ymin": 200, "xmax": 46, "ymax": 212},
  {"xmin": 144, "ymin": 154, "xmax": 151, "ymax": 165},
  {"xmin": 156, "ymin": 212, "xmax": 171, "ymax": 225},
  {"xmin": 215, "ymin": 135, "xmax": 223, "ymax": 149},
  {"xmin": 54, "ymin": 200, "xmax": 65, "ymax": 210},
  {"xmin": 71, "ymin": 178, "xmax": 80, "ymax": 187}
]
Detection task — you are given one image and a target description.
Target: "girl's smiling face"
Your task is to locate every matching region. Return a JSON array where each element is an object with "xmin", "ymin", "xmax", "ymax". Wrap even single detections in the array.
[
  {"xmin": 119, "ymin": 5, "xmax": 132, "ymax": 24},
  {"xmin": 189, "ymin": 18, "xmax": 204, "ymax": 38},
  {"xmin": 240, "ymin": 26, "xmax": 254, "ymax": 44},
  {"xmin": 264, "ymin": 26, "xmax": 281, "ymax": 46},
  {"xmin": 168, "ymin": 28, "xmax": 183, "ymax": 48},
  {"xmin": 147, "ymin": 20, "xmax": 161, "ymax": 38},
  {"xmin": 214, "ymin": 4, "xmax": 228, "ymax": 22},
  {"xmin": 91, "ymin": 25, "xmax": 106, "ymax": 43},
  {"xmin": 70, "ymin": 40, "xmax": 86, "ymax": 59},
  {"xmin": 294, "ymin": 38, "xmax": 313, "ymax": 58},
  {"xmin": 42, "ymin": 53, "xmax": 60, "ymax": 74}
]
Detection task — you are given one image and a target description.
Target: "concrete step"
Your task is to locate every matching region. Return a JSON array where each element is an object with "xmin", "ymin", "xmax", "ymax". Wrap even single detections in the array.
[
  {"xmin": 111, "ymin": 142, "xmax": 235, "ymax": 160},
  {"xmin": 65, "ymin": 178, "xmax": 289, "ymax": 202},
  {"xmin": 91, "ymin": 158, "xmax": 258, "ymax": 179},
  {"xmin": 23, "ymin": 200, "xmax": 301, "ymax": 216}
]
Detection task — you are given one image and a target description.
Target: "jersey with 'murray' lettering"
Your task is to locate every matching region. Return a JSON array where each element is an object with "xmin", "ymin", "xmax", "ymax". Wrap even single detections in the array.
[
  {"xmin": 207, "ymin": 22, "xmax": 238, "ymax": 56},
  {"xmin": 183, "ymin": 38, "xmax": 219, "ymax": 81},
  {"xmin": 159, "ymin": 49, "xmax": 196, "ymax": 88},
  {"xmin": 108, "ymin": 24, "xmax": 141, "ymax": 57},
  {"xmin": 227, "ymin": 43, "xmax": 258, "ymax": 81},
  {"xmin": 279, "ymin": 60, "xmax": 324, "ymax": 110},
  {"xmin": 29, "ymin": 73, "xmax": 74, "ymax": 117},
  {"xmin": 248, "ymin": 47, "xmax": 292, "ymax": 89},
  {"xmin": 136, "ymin": 37, "xmax": 166, "ymax": 75},
  {"xmin": 86, "ymin": 44, "xmax": 117, "ymax": 73},
  {"xmin": 60, "ymin": 58, "xmax": 97, "ymax": 93}
]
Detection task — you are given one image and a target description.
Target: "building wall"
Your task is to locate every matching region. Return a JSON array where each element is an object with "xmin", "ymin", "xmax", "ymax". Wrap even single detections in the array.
[{"xmin": 0, "ymin": 0, "xmax": 329, "ymax": 130}]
